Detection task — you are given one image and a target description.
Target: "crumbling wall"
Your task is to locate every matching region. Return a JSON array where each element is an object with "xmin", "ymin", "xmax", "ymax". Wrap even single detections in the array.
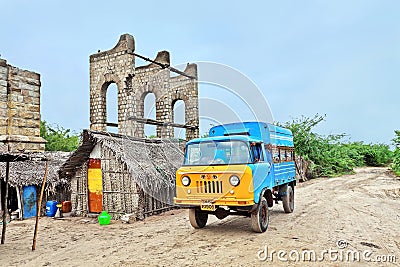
[
  {"xmin": 132, "ymin": 51, "xmax": 171, "ymax": 138},
  {"xmin": 169, "ymin": 64, "xmax": 199, "ymax": 140},
  {"xmin": 89, "ymin": 34, "xmax": 135, "ymax": 133},
  {"xmin": 89, "ymin": 34, "xmax": 199, "ymax": 140},
  {"xmin": 0, "ymin": 58, "xmax": 46, "ymax": 152}
]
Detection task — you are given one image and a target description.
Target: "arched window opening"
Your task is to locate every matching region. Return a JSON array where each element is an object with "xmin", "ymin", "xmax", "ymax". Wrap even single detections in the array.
[
  {"xmin": 106, "ymin": 83, "xmax": 118, "ymax": 133},
  {"xmin": 144, "ymin": 93, "xmax": 156, "ymax": 138},
  {"xmin": 173, "ymin": 100, "xmax": 186, "ymax": 139}
]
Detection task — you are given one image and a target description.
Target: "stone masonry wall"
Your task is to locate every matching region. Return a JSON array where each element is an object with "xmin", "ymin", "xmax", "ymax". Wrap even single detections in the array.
[
  {"xmin": 89, "ymin": 34, "xmax": 135, "ymax": 133},
  {"xmin": 169, "ymin": 64, "xmax": 199, "ymax": 140},
  {"xmin": 0, "ymin": 58, "xmax": 46, "ymax": 152},
  {"xmin": 89, "ymin": 34, "xmax": 199, "ymax": 140}
]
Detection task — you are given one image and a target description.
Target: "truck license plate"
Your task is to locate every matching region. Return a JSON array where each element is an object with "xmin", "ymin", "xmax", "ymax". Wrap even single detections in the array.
[{"xmin": 200, "ymin": 202, "xmax": 216, "ymax": 211}]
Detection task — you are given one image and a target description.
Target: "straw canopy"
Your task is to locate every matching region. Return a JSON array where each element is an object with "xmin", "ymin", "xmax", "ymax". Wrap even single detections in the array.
[{"xmin": 0, "ymin": 151, "xmax": 72, "ymax": 193}]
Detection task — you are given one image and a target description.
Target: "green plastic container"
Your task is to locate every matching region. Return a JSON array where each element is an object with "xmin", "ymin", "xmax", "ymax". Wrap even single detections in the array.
[{"xmin": 98, "ymin": 211, "xmax": 111, "ymax": 225}]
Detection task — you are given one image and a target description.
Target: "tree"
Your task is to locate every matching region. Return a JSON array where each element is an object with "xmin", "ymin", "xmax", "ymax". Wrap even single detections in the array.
[{"xmin": 40, "ymin": 121, "xmax": 80, "ymax": 151}]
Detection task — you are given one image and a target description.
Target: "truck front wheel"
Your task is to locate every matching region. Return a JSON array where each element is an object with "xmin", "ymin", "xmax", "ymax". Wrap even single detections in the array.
[
  {"xmin": 189, "ymin": 208, "xmax": 208, "ymax": 228},
  {"xmin": 251, "ymin": 197, "xmax": 269, "ymax": 233}
]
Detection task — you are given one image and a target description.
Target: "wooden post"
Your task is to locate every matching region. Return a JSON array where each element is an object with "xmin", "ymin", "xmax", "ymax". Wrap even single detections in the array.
[
  {"xmin": 32, "ymin": 161, "xmax": 48, "ymax": 251},
  {"xmin": 1, "ymin": 161, "xmax": 10, "ymax": 244}
]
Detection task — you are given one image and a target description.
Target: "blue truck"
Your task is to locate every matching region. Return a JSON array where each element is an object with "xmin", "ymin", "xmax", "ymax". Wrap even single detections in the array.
[{"xmin": 174, "ymin": 121, "xmax": 296, "ymax": 232}]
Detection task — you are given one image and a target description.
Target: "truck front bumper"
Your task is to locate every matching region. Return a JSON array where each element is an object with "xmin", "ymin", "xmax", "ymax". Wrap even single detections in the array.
[{"xmin": 174, "ymin": 197, "xmax": 254, "ymax": 207}]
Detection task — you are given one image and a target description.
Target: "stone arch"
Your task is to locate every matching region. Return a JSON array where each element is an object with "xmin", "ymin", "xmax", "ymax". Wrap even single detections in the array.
[
  {"xmin": 172, "ymin": 98, "xmax": 186, "ymax": 139},
  {"xmin": 91, "ymin": 74, "xmax": 123, "ymax": 132},
  {"xmin": 130, "ymin": 88, "xmax": 167, "ymax": 138},
  {"xmin": 89, "ymin": 34, "xmax": 135, "ymax": 132},
  {"xmin": 136, "ymin": 83, "xmax": 162, "ymax": 101},
  {"xmin": 171, "ymin": 97, "xmax": 189, "ymax": 119},
  {"xmin": 99, "ymin": 73, "xmax": 124, "ymax": 97},
  {"xmin": 138, "ymin": 90, "xmax": 158, "ymax": 120},
  {"xmin": 104, "ymin": 82, "xmax": 118, "ymax": 133},
  {"xmin": 141, "ymin": 91, "xmax": 157, "ymax": 137}
]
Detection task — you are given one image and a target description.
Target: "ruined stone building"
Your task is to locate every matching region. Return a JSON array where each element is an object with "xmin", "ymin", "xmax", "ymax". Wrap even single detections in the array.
[
  {"xmin": 61, "ymin": 34, "xmax": 199, "ymax": 219},
  {"xmin": 89, "ymin": 33, "xmax": 199, "ymax": 139},
  {"xmin": 0, "ymin": 58, "xmax": 46, "ymax": 152}
]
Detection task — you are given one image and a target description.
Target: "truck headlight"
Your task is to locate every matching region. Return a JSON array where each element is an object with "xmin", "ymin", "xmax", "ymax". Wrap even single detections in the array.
[
  {"xmin": 181, "ymin": 176, "xmax": 191, "ymax": 186},
  {"xmin": 229, "ymin": 175, "xmax": 240, "ymax": 186}
]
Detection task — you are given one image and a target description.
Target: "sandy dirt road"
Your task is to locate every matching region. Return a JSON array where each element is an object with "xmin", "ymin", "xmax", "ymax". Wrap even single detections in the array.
[{"xmin": 0, "ymin": 167, "xmax": 399, "ymax": 266}]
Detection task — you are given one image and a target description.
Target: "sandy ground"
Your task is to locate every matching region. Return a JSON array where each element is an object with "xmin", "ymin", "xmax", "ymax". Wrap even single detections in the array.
[{"xmin": 0, "ymin": 167, "xmax": 399, "ymax": 266}]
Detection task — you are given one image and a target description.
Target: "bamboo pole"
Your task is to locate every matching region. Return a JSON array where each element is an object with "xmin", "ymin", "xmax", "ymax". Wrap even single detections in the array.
[
  {"xmin": 32, "ymin": 161, "xmax": 48, "ymax": 251},
  {"xmin": 1, "ymin": 161, "xmax": 10, "ymax": 244}
]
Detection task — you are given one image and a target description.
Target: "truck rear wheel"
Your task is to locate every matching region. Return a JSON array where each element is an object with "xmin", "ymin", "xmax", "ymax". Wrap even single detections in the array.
[
  {"xmin": 189, "ymin": 208, "xmax": 208, "ymax": 228},
  {"xmin": 281, "ymin": 184, "xmax": 294, "ymax": 213},
  {"xmin": 251, "ymin": 197, "xmax": 269, "ymax": 233}
]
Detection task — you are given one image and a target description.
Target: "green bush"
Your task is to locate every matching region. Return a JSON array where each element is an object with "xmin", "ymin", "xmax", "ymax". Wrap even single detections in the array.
[
  {"xmin": 343, "ymin": 142, "xmax": 392, "ymax": 167},
  {"xmin": 361, "ymin": 144, "xmax": 392, "ymax": 167},
  {"xmin": 40, "ymin": 121, "xmax": 80, "ymax": 151},
  {"xmin": 313, "ymin": 143, "xmax": 356, "ymax": 177},
  {"xmin": 280, "ymin": 114, "xmax": 354, "ymax": 177},
  {"xmin": 281, "ymin": 114, "xmax": 394, "ymax": 177},
  {"xmin": 341, "ymin": 142, "xmax": 365, "ymax": 167}
]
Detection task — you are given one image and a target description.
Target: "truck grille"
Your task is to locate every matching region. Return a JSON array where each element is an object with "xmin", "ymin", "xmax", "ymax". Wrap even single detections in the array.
[{"xmin": 196, "ymin": 181, "xmax": 223, "ymax": 194}]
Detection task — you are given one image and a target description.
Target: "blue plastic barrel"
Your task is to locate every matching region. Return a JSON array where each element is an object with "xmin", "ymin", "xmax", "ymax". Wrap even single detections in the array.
[{"xmin": 46, "ymin": 200, "xmax": 58, "ymax": 217}]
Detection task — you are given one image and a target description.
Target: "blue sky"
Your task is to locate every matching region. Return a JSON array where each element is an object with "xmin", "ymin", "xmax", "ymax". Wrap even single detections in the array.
[{"xmin": 1, "ymin": 1, "xmax": 399, "ymax": 144}]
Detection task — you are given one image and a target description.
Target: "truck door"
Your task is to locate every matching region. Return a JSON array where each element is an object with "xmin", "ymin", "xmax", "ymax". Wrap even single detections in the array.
[{"xmin": 250, "ymin": 143, "xmax": 272, "ymax": 201}]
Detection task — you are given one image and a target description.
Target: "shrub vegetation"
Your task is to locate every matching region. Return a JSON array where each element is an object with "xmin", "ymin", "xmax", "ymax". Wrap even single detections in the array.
[
  {"xmin": 40, "ymin": 121, "xmax": 80, "ymax": 151},
  {"xmin": 280, "ymin": 114, "xmax": 393, "ymax": 177}
]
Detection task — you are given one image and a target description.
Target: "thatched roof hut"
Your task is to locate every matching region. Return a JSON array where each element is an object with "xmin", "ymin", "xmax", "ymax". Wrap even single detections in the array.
[
  {"xmin": 59, "ymin": 130, "xmax": 185, "ymax": 219},
  {"xmin": 0, "ymin": 151, "xmax": 72, "ymax": 193},
  {"xmin": 0, "ymin": 151, "xmax": 72, "ymax": 219}
]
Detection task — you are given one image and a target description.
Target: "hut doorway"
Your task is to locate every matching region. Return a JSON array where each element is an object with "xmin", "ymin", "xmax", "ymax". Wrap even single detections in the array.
[
  {"xmin": 0, "ymin": 180, "xmax": 18, "ymax": 214},
  {"xmin": 22, "ymin": 185, "xmax": 37, "ymax": 219},
  {"xmin": 88, "ymin": 159, "xmax": 103, "ymax": 213}
]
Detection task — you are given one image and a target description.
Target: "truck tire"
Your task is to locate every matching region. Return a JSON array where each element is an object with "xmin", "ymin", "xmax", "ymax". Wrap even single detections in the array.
[
  {"xmin": 251, "ymin": 197, "xmax": 269, "ymax": 233},
  {"xmin": 189, "ymin": 208, "xmax": 208, "ymax": 228},
  {"xmin": 281, "ymin": 184, "xmax": 294, "ymax": 213}
]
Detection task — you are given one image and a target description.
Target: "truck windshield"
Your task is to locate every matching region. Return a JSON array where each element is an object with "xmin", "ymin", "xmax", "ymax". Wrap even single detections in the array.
[{"xmin": 184, "ymin": 140, "xmax": 251, "ymax": 166}]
